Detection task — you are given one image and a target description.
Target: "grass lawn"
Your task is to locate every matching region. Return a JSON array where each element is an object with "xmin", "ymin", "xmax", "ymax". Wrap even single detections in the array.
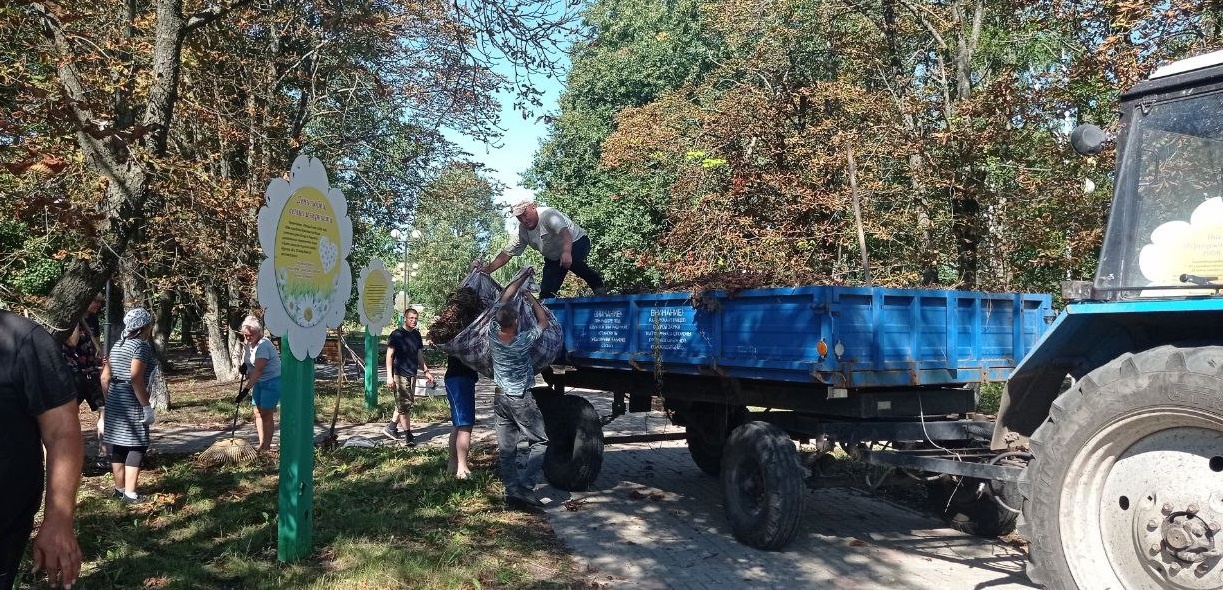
[
  {"xmin": 40, "ymin": 346, "xmax": 600, "ymax": 589},
  {"xmin": 46, "ymin": 445, "xmax": 596, "ymax": 589}
]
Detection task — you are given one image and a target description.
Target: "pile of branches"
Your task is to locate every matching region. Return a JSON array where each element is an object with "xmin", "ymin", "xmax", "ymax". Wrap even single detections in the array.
[
  {"xmin": 657, "ymin": 268, "xmax": 833, "ymax": 295},
  {"xmin": 428, "ymin": 287, "xmax": 484, "ymax": 345}
]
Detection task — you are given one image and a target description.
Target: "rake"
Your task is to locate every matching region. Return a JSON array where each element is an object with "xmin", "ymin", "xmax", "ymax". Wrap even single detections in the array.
[{"xmin": 198, "ymin": 371, "xmax": 259, "ymax": 467}]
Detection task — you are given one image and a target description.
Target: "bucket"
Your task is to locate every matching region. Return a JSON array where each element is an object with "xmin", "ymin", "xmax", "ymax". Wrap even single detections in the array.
[{"xmin": 415, "ymin": 380, "xmax": 438, "ymax": 397}]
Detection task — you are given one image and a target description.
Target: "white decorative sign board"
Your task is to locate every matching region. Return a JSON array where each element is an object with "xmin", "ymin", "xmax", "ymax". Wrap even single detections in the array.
[
  {"xmin": 358, "ymin": 258, "xmax": 395, "ymax": 334},
  {"xmin": 256, "ymin": 154, "xmax": 353, "ymax": 360},
  {"xmin": 1140, "ymin": 196, "xmax": 1223, "ymax": 296}
]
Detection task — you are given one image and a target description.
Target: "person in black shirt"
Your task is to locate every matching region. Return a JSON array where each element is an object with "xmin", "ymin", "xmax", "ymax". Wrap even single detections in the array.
[
  {"xmin": 383, "ymin": 308, "xmax": 434, "ymax": 445},
  {"xmin": 0, "ymin": 310, "xmax": 83, "ymax": 589}
]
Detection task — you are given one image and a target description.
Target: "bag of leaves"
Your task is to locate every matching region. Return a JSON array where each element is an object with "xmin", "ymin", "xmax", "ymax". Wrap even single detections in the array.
[
  {"xmin": 437, "ymin": 267, "xmax": 563, "ymax": 377},
  {"xmin": 429, "ymin": 286, "xmax": 485, "ymax": 345}
]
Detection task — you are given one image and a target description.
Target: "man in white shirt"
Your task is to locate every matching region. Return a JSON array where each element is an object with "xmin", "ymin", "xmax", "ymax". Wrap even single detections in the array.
[{"xmin": 478, "ymin": 201, "xmax": 607, "ymax": 298}]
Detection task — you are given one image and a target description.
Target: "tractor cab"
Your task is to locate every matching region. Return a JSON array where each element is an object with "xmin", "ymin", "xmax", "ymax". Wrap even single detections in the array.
[{"xmin": 1073, "ymin": 50, "xmax": 1223, "ymax": 300}]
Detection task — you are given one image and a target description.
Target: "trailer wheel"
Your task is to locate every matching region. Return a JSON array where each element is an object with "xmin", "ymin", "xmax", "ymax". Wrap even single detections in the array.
[
  {"xmin": 721, "ymin": 421, "xmax": 805, "ymax": 550},
  {"xmin": 542, "ymin": 395, "xmax": 604, "ymax": 491},
  {"xmin": 1020, "ymin": 345, "xmax": 1223, "ymax": 590},
  {"xmin": 925, "ymin": 476, "xmax": 1018, "ymax": 538},
  {"xmin": 685, "ymin": 403, "xmax": 747, "ymax": 476}
]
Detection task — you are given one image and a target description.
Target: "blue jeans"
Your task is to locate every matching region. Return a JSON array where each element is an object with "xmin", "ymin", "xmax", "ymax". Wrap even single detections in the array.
[{"xmin": 494, "ymin": 391, "xmax": 549, "ymax": 495}]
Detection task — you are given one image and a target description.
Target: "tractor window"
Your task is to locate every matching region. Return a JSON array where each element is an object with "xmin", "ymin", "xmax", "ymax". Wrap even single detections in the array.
[{"xmin": 1096, "ymin": 92, "xmax": 1223, "ymax": 295}]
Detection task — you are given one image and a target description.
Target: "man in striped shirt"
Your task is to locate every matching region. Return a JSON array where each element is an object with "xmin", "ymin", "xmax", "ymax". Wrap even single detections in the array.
[{"xmin": 488, "ymin": 270, "xmax": 550, "ymax": 508}]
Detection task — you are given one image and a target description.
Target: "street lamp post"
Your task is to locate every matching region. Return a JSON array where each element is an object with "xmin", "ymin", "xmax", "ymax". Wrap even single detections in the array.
[
  {"xmin": 407, "ymin": 264, "xmax": 420, "ymax": 305},
  {"xmin": 390, "ymin": 227, "xmax": 422, "ymax": 312}
]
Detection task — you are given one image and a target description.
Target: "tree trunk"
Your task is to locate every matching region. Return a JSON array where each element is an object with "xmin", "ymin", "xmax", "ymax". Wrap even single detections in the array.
[
  {"xmin": 152, "ymin": 288, "xmax": 176, "ymax": 368},
  {"xmin": 118, "ymin": 268, "xmax": 143, "ymax": 307},
  {"xmin": 953, "ymin": 190, "xmax": 981, "ymax": 288},
  {"xmin": 33, "ymin": 0, "xmax": 238, "ymax": 343},
  {"xmin": 180, "ymin": 301, "xmax": 198, "ymax": 348},
  {"xmin": 150, "ymin": 365, "xmax": 171, "ymax": 411},
  {"xmin": 203, "ymin": 283, "xmax": 239, "ymax": 381}
]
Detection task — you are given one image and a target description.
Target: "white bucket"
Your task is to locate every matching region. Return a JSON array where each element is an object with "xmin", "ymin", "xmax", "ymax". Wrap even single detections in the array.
[{"xmin": 414, "ymin": 380, "xmax": 438, "ymax": 397}]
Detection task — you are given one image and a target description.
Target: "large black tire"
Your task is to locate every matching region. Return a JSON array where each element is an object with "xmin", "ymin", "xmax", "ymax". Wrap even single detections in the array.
[
  {"xmin": 925, "ymin": 476, "xmax": 1018, "ymax": 538},
  {"xmin": 1020, "ymin": 345, "xmax": 1223, "ymax": 590},
  {"xmin": 721, "ymin": 421, "xmax": 805, "ymax": 550},
  {"xmin": 685, "ymin": 403, "xmax": 748, "ymax": 476},
  {"xmin": 542, "ymin": 395, "xmax": 604, "ymax": 491}
]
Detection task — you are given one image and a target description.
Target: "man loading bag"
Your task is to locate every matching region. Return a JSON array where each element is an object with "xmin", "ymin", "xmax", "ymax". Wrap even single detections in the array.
[{"xmin": 476, "ymin": 201, "xmax": 607, "ymax": 299}]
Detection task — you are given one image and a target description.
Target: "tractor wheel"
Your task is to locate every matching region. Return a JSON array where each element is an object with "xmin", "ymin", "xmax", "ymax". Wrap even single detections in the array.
[
  {"xmin": 1020, "ymin": 345, "xmax": 1223, "ymax": 590},
  {"xmin": 542, "ymin": 395, "xmax": 604, "ymax": 491}
]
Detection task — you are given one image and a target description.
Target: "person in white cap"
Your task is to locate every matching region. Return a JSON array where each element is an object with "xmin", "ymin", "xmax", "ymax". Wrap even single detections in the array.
[
  {"xmin": 100, "ymin": 308, "xmax": 158, "ymax": 504},
  {"xmin": 477, "ymin": 200, "xmax": 607, "ymax": 299}
]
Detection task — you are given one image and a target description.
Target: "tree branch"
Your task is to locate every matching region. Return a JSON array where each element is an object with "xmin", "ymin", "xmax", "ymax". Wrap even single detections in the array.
[{"xmin": 184, "ymin": 0, "xmax": 254, "ymax": 32}]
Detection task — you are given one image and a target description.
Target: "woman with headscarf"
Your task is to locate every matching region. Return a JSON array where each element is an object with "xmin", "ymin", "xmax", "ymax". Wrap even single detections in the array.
[
  {"xmin": 238, "ymin": 315, "xmax": 281, "ymax": 452},
  {"xmin": 100, "ymin": 308, "xmax": 157, "ymax": 504}
]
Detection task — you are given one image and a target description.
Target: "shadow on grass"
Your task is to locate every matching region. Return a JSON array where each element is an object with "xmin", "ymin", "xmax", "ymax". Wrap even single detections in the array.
[{"xmin": 63, "ymin": 446, "xmax": 592, "ymax": 589}]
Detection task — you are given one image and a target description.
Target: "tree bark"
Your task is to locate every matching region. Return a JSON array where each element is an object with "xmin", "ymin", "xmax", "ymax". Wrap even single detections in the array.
[
  {"xmin": 203, "ymin": 283, "xmax": 239, "ymax": 381},
  {"xmin": 152, "ymin": 288, "xmax": 176, "ymax": 368},
  {"xmin": 150, "ymin": 365, "xmax": 171, "ymax": 411}
]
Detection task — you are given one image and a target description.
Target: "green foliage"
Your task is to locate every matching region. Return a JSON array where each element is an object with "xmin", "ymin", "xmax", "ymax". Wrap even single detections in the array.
[
  {"xmin": 526, "ymin": 0, "xmax": 1221, "ymax": 295},
  {"xmin": 525, "ymin": 0, "xmax": 726, "ymax": 291},
  {"xmin": 13, "ymin": 258, "xmax": 64, "ymax": 296},
  {"xmin": 1, "ymin": 0, "xmax": 576, "ymax": 340},
  {"xmin": 977, "ymin": 382, "xmax": 1004, "ymax": 415},
  {"xmin": 409, "ymin": 165, "xmax": 504, "ymax": 315},
  {"xmin": 0, "ymin": 220, "xmax": 68, "ymax": 301},
  {"xmin": 0, "ymin": 220, "xmax": 26, "ymax": 253}
]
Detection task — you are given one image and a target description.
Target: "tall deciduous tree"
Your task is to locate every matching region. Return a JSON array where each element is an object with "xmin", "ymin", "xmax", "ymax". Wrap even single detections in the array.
[
  {"xmin": 525, "ymin": 0, "xmax": 725, "ymax": 290},
  {"xmin": 409, "ymin": 163, "xmax": 503, "ymax": 314},
  {"xmin": 539, "ymin": 0, "xmax": 1223, "ymax": 295},
  {"xmin": 2, "ymin": 0, "xmax": 576, "ymax": 374}
]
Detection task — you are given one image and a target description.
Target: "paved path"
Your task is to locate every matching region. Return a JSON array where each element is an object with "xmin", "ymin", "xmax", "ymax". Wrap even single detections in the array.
[{"xmin": 90, "ymin": 376, "xmax": 1035, "ymax": 589}]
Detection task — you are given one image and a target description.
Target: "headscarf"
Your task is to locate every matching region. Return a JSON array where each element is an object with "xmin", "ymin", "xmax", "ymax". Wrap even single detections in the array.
[{"xmin": 121, "ymin": 308, "xmax": 153, "ymax": 341}]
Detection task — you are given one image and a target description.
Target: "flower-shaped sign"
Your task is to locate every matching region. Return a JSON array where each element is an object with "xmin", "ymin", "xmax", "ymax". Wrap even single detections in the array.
[
  {"xmin": 1139, "ymin": 196, "xmax": 1223, "ymax": 296},
  {"xmin": 357, "ymin": 259, "xmax": 395, "ymax": 334},
  {"xmin": 257, "ymin": 155, "xmax": 353, "ymax": 360}
]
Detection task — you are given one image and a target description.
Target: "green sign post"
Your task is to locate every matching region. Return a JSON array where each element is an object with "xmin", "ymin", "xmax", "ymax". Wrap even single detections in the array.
[
  {"xmin": 364, "ymin": 329, "xmax": 377, "ymax": 408},
  {"xmin": 277, "ymin": 335, "xmax": 314, "ymax": 560}
]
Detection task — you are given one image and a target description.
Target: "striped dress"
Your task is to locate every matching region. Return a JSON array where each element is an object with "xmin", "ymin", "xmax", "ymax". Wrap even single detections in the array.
[{"xmin": 103, "ymin": 337, "xmax": 157, "ymax": 447}]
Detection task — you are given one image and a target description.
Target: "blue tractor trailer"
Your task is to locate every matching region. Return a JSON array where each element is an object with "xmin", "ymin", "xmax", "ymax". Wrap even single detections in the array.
[
  {"xmin": 529, "ymin": 50, "xmax": 1223, "ymax": 590},
  {"xmin": 535, "ymin": 286, "xmax": 1051, "ymax": 544}
]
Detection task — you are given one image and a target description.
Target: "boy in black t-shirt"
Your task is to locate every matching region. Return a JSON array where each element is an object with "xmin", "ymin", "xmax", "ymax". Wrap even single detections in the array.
[{"xmin": 383, "ymin": 308, "xmax": 434, "ymax": 444}]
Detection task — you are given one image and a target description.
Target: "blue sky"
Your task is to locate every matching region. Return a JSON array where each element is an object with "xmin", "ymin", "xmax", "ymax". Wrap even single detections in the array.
[{"xmin": 442, "ymin": 74, "xmax": 567, "ymax": 214}]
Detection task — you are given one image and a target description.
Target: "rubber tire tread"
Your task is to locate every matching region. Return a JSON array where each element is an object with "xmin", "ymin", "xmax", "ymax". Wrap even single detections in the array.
[
  {"xmin": 721, "ymin": 421, "xmax": 805, "ymax": 550},
  {"xmin": 542, "ymin": 394, "xmax": 604, "ymax": 491},
  {"xmin": 925, "ymin": 477, "xmax": 1019, "ymax": 538},
  {"xmin": 1019, "ymin": 344, "xmax": 1223, "ymax": 590},
  {"xmin": 685, "ymin": 404, "xmax": 748, "ymax": 476}
]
